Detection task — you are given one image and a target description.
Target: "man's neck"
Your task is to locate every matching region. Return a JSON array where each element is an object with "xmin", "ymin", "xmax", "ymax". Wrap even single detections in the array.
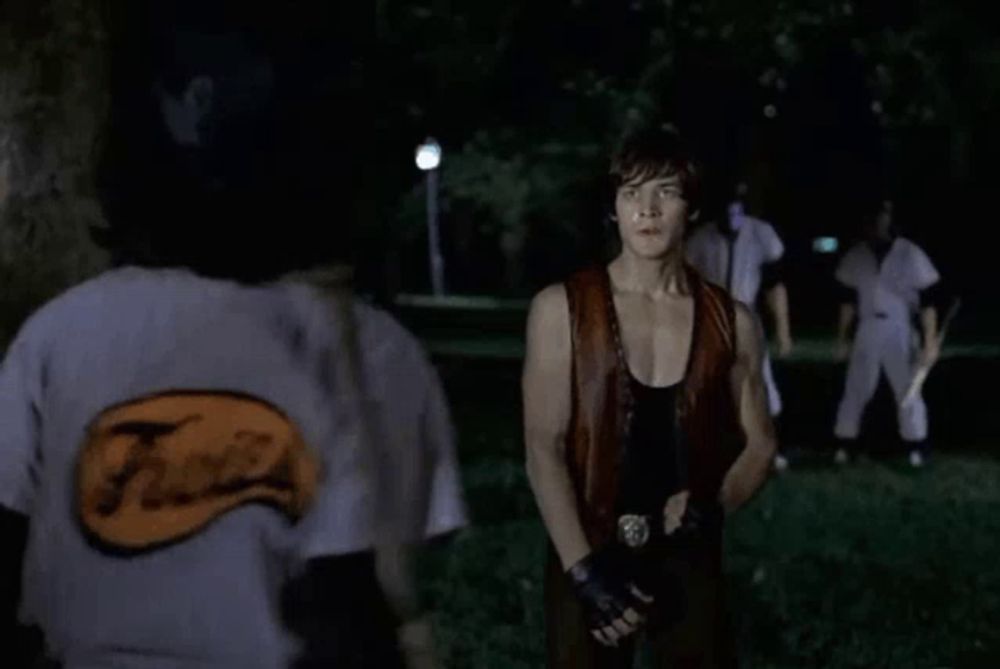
[
  {"xmin": 726, "ymin": 201, "xmax": 745, "ymax": 232},
  {"xmin": 609, "ymin": 250, "xmax": 688, "ymax": 299}
]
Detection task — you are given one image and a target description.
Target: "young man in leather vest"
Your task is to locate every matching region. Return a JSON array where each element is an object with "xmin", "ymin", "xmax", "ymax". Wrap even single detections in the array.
[{"xmin": 523, "ymin": 126, "xmax": 777, "ymax": 668}]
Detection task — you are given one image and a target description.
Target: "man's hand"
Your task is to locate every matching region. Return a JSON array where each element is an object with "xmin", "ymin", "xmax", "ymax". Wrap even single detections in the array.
[
  {"xmin": 662, "ymin": 491, "xmax": 690, "ymax": 536},
  {"xmin": 663, "ymin": 490, "xmax": 723, "ymax": 539},
  {"xmin": 566, "ymin": 547, "xmax": 653, "ymax": 647},
  {"xmin": 398, "ymin": 617, "xmax": 440, "ymax": 669}
]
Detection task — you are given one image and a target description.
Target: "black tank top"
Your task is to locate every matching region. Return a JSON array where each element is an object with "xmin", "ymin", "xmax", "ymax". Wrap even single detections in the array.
[{"xmin": 615, "ymin": 373, "xmax": 681, "ymax": 516}]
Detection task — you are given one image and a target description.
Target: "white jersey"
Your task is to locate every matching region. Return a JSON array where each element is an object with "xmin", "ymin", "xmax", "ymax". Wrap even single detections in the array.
[
  {"xmin": 686, "ymin": 209, "xmax": 786, "ymax": 416},
  {"xmin": 835, "ymin": 237, "xmax": 939, "ymax": 322},
  {"xmin": 685, "ymin": 211, "xmax": 784, "ymax": 306}
]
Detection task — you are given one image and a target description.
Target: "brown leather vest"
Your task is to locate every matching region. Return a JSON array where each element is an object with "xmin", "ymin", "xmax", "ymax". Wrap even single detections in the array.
[{"xmin": 565, "ymin": 265, "xmax": 743, "ymax": 549}]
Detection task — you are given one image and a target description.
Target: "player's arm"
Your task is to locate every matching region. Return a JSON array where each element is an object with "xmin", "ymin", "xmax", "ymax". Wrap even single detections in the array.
[
  {"xmin": 916, "ymin": 272, "xmax": 947, "ymax": 367},
  {"xmin": 918, "ymin": 300, "xmax": 940, "ymax": 366},
  {"xmin": 763, "ymin": 279, "xmax": 792, "ymax": 357},
  {"xmin": 835, "ymin": 285, "xmax": 856, "ymax": 360},
  {"xmin": 375, "ymin": 545, "xmax": 437, "ymax": 668},
  {"xmin": 523, "ymin": 285, "xmax": 647, "ymax": 647},
  {"xmin": 760, "ymin": 227, "xmax": 792, "ymax": 356},
  {"xmin": 523, "ymin": 285, "xmax": 590, "ymax": 570},
  {"xmin": 718, "ymin": 303, "xmax": 778, "ymax": 513}
]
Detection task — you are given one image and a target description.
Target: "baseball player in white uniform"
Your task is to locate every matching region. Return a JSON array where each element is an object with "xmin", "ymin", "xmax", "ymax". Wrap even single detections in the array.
[
  {"xmin": 832, "ymin": 200, "xmax": 941, "ymax": 467},
  {"xmin": 686, "ymin": 184, "xmax": 794, "ymax": 469}
]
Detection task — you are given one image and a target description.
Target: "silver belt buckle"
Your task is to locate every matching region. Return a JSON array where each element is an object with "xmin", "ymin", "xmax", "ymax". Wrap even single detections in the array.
[{"xmin": 617, "ymin": 514, "xmax": 651, "ymax": 549}]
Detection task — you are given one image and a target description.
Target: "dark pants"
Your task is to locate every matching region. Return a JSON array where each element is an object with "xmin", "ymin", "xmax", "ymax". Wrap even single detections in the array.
[
  {"xmin": 544, "ymin": 543, "xmax": 736, "ymax": 669},
  {"xmin": 281, "ymin": 552, "xmax": 405, "ymax": 669}
]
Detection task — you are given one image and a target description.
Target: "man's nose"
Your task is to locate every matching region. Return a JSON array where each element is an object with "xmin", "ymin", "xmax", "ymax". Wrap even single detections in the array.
[{"xmin": 639, "ymin": 193, "xmax": 660, "ymax": 217}]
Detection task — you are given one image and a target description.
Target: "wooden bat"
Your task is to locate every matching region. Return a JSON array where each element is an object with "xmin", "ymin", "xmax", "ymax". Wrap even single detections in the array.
[{"xmin": 901, "ymin": 297, "xmax": 961, "ymax": 408}]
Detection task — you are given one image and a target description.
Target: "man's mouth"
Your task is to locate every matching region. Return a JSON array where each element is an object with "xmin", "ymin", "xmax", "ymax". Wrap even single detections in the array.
[{"xmin": 637, "ymin": 227, "xmax": 661, "ymax": 236}]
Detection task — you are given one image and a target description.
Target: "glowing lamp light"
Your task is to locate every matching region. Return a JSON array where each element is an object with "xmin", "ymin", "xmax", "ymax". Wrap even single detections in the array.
[
  {"xmin": 415, "ymin": 139, "xmax": 442, "ymax": 171},
  {"xmin": 813, "ymin": 237, "xmax": 839, "ymax": 254}
]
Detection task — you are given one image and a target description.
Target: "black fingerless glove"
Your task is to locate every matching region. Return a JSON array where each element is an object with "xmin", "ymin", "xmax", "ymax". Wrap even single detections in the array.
[{"xmin": 565, "ymin": 546, "xmax": 645, "ymax": 631}]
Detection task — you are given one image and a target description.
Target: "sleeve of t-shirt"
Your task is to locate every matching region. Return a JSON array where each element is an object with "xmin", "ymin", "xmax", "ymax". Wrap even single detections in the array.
[
  {"xmin": 0, "ymin": 330, "xmax": 42, "ymax": 515},
  {"xmin": 287, "ymin": 291, "xmax": 377, "ymax": 559},
  {"xmin": 759, "ymin": 222, "xmax": 785, "ymax": 263},
  {"xmin": 834, "ymin": 248, "xmax": 860, "ymax": 289},
  {"xmin": 906, "ymin": 242, "xmax": 940, "ymax": 291},
  {"xmin": 416, "ymin": 362, "xmax": 467, "ymax": 539},
  {"xmin": 363, "ymin": 337, "xmax": 466, "ymax": 546},
  {"xmin": 292, "ymin": 403, "xmax": 377, "ymax": 560}
]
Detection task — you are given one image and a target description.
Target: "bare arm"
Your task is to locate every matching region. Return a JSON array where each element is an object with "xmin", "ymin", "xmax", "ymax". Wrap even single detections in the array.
[
  {"xmin": 836, "ymin": 302, "xmax": 856, "ymax": 359},
  {"xmin": 919, "ymin": 304, "xmax": 940, "ymax": 365},
  {"xmin": 523, "ymin": 285, "xmax": 591, "ymax": 570},
  {"xmin": 718, "ymin": 303, "xmax": 778, "ymax": 513},
  {"xmin": 374, "ymin": 545, "xmax": 440, "ymax": 668},
  {"xmin": 764, "ymin": 283, "xmax": 792, "ymax": 357},
  {"xmin": 374, "ymin": 546, "xmax": 421, "ymax": 622}
]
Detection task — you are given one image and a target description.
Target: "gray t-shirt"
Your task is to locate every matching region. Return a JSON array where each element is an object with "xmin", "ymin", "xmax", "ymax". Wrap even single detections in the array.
[{"xmin": 0, "ymin": 267, "xmax": 465, "ymax": 669}]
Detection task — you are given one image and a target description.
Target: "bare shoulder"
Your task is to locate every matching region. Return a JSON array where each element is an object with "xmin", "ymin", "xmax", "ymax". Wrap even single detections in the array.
[
  {"xmin": 524, "ymin": 283, "xmax": 571, "ymax": 366},
  {"xmin": 527, "ymin": 283, "xmax": 569, "ymax": 332},
  {"xmin": 530, "ymin": 283, "xmax": 568, "ymax": 314}
]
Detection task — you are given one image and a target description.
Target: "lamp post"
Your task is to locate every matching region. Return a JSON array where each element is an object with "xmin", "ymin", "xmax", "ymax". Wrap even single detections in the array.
[{"xmin": 415, "ymin": 138, "xmax": 445, "ymax": 296}]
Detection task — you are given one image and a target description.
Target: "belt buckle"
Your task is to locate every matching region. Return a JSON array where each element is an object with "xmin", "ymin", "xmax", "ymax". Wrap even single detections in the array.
[{"xmin": 617, "ymin": 514, "xmax": 651, "ymax": 549}]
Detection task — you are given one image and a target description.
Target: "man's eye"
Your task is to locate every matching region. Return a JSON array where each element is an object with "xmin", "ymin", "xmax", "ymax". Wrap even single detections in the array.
[
  {"xmin": 659, "ymin": 187, "xmax": 680, "ymax": 197},
  {"xmin": 621, "ymin": 189, "xmax": 637, "ymax": 199}
]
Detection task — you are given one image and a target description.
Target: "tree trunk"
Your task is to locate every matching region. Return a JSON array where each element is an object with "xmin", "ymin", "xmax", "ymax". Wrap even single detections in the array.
[{"xmin": 0, "ymin": 0, "xmax": 109, "ymax": 338}]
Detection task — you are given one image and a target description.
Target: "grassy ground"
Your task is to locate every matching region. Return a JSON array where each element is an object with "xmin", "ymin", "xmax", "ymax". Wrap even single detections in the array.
[{"xmin": 419, "ymin": 357, "xmax": 1000, "ymax": 668}]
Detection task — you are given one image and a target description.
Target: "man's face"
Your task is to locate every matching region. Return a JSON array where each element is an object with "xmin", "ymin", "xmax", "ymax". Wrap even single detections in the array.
[
  {"xmin": 614, "ymin": 174, "xmax": 689, "ymax": 260},
  {"xmin": 868, "ymin": 201, "xmax": 894, "ymax": 240}
]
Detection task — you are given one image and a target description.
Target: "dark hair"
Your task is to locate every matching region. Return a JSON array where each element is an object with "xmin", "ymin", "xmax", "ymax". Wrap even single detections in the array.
[
  {"xmin": 609, "ymin": 125, "xmax": 701, "ymax": 209},
  {"xmin": 94, "ymin": 2, "xmax": 360, "ymax": 283}
]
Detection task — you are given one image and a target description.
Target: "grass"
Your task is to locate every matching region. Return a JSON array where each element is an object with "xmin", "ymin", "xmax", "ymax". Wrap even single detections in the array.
[{"xmin": 418, "ymin": 358, "xmax": 1000, "ymax": 668}]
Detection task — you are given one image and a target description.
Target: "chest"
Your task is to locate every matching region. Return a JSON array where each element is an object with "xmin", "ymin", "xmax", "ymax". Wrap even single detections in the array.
[
  {"xmin": 853, "ymin": 244, "xmax": 911, "ymax": 291},
  {"xmin": 611, "ymin": 293, "xmax": 695, "ymax": 387}
]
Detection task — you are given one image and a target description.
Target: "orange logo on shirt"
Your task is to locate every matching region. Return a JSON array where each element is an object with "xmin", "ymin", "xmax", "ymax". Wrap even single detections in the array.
[{"xmin": 77, "ymin": 391, "xmax": 320, "ymax": 551}]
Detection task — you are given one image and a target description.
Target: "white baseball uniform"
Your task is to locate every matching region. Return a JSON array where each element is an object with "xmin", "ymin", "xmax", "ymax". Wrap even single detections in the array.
[
  {"xmin": 833, "ymin": 237, "xmax": 940, "ymax": 442},
  {"xmin": 686, "ymin": 204, "xmax": 786, "ymax": 416}
]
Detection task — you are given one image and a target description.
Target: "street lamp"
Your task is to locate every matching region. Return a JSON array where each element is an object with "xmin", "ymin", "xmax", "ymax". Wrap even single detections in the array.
[{"xmin": 415, "ymin": 138, "xmax": 445, "ymax": 296}]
